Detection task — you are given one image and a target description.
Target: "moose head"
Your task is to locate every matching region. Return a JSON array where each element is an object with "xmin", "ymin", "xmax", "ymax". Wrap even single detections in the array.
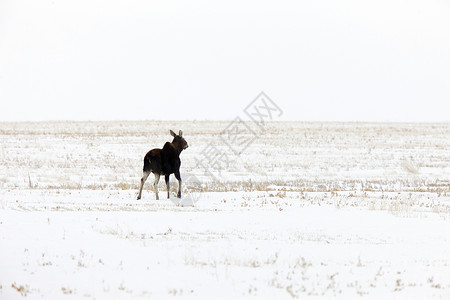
[{"xmin": 170, "ymin": 129, "xmax": 189, "ymax": 152}]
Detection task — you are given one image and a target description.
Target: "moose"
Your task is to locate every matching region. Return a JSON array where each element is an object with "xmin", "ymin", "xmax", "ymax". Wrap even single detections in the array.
[{"xmin": 137, "ymin": 130, "xmax": 189, "ymax": 200}]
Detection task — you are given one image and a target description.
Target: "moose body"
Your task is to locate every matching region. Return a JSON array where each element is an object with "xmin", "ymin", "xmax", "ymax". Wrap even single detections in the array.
[{"xmin": 137, "ymin": 130, "xmax": 188, "ymax": 200}]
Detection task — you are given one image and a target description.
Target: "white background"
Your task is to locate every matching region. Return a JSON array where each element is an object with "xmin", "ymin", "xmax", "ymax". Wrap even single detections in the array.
[{"xmin": 1, "ymin": 0, "xmax": 449, "ymax": 122}]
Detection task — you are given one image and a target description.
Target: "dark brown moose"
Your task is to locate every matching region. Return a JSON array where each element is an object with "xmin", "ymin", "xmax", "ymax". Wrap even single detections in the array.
[{"xmin": 137, "ymin": 130, "xmax": 188, "ymax": 200}]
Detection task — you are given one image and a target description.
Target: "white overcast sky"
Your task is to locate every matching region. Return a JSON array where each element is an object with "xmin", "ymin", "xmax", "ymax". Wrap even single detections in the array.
[{"xmin": 0, "ymin": 0, "xmax": 449, "ymax": 122}]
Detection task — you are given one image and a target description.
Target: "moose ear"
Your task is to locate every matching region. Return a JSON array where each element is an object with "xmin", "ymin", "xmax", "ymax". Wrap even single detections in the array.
[
  {"xmin": 170, "ymin": 130, "xmax": 177, "ymax": 137},
  {"xmin": 179, "ymin": 130, "xmax": 183, "ymax": 137}
]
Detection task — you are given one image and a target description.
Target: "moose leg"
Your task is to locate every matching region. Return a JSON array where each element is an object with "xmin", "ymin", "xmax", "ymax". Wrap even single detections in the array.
[
  {"xmin": 165, "ymin": 175, "xmax": 170, "ymax": 199},
  {"xmin": 154, "ymin": 174, "xmax": 160, "ymax": 200},
  {"xmin": 174, "ymin": 171, "xmax": 182, "ymax": 198},
  {"xmin": 137, "ymin": 171, "xmax": 150, "ymax": 200}
]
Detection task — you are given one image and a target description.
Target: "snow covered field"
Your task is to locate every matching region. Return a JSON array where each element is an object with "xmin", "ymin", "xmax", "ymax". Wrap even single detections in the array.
[{"xmin": 1, "ymin": 121, "xmax": 449, "ymax": 299}]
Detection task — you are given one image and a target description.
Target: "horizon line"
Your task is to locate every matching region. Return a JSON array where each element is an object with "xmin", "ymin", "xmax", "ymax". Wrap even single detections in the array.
[{"xmin": 0, "ymin": 119, "xmax": 449, "ymax": 124}]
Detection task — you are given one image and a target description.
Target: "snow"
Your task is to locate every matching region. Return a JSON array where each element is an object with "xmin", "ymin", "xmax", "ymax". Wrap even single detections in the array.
[{"xmin": 0, "ymin": 121, "xmax": 449, "ymax": 299}]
